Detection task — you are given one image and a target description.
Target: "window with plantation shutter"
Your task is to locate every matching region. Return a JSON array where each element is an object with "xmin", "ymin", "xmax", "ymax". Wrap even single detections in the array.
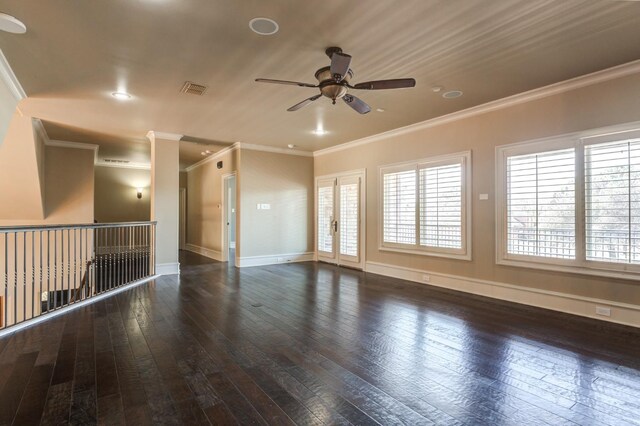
[
  {"xmin": 382, "ymin": 169, "xmax": 416, "ymax": 245},
  {"xmin": 506, "ymin": 148, "xmax": 576, "ymax": 259},
  {"xmin": 497, "ymin": 126, "xmax": 640, "ymax": 279},
  {"xmin": 585, "ymin": 138, "xmax": 640, "ymax": 264},
  {"xmin": 420, "ymin": 163, "xmax": 463, "ymax": 249},
  {"xmin": 380, "ymin": 152, "xmax": 471, "ymax": 260}
]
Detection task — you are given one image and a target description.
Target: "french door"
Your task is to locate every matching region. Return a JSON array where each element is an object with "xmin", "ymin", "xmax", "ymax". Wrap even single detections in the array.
[{"xmin": 316, "ymin": 171, "xmax": 365, "ymax": 269}]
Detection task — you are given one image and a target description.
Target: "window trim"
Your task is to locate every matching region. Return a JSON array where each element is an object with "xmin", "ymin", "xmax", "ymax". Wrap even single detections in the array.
[
  {"xmin": 495, "ymin": 123, "xmax": 640, "ymax": 280},
  {"xmin": 379, "ymin": 151, "xmax": 472, "ymax": 261}
]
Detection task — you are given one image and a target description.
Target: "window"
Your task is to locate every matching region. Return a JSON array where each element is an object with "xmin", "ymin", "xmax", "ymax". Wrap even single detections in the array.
[
  {"xmin": 497, "ymin": 126, "xmax": 640, "ymax": 278},
  {"xmin": 506, "ymin": 148, "xmax": 575, "ymax": 259},
  {"xmin": 585, "ymin": 139, "xmax": 640, "ymax": 264},
  {"xmin": 380, "ymin": 151, "xmax": 471, "ymax": 260}
]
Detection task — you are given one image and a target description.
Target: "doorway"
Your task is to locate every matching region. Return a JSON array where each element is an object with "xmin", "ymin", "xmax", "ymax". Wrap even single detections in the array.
[
  {"xmin": 316, "ymin": 170, "xmax": 366, "ymax": 270},
  {"xmin": 223, "ymin": 174, "xmax": 237, "ymax": 265}
]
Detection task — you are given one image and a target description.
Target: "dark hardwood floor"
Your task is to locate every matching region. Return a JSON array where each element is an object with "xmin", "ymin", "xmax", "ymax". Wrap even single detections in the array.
[{"xmin": 1, "ymin": 250, "xmax": 640, "ymax": 425}]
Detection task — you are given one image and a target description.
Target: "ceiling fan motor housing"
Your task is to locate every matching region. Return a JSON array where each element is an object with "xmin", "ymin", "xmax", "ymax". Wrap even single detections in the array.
[{"xmin": 315, "ymin": 66, "xmax": 353, "ymax": 101}]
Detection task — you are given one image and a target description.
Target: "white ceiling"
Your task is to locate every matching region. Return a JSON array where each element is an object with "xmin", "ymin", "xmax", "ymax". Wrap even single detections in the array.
[{"xmin": 2, "ymin": 0, "xmax": 640, "ymax": 165}]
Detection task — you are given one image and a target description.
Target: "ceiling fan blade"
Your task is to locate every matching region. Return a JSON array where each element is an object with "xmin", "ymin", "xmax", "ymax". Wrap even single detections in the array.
[
  {"xmin": 255, "ymin": 78, "xmax": 317, "ymax": 88},
  {"xmin": 287, "ymin": 94, "xmax": 322, "ymax": 112},
  {"xmin": 353, "ymin": 78, "xmax": 416, "ymax": 90},
  {"xmin": 342, "ymin": 95, "xmax": 371, "ymax": 114},
  {"xmin": 330, "ymin": 52, "xmax": 352, "ymax": 81}
]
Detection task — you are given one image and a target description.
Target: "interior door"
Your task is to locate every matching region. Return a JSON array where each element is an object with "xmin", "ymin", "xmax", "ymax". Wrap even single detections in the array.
[{"xmin": 316, "ymin": 172, "xmax": 364, "ymax": 269}]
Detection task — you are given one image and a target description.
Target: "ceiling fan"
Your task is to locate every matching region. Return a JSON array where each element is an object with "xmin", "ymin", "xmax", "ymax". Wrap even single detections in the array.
[{"xmin": 255, "ymin": 47, "xmax": 416, "ymax": 114}]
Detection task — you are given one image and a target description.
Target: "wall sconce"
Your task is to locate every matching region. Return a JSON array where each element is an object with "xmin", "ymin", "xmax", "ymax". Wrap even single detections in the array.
[{"xmin": 137, "ymin": 188, "xmax": 143, "ymax": 199}]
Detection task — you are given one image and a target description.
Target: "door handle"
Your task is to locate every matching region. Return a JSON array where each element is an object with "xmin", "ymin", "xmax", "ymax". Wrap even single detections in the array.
[{"xmin": 332, "ymin": 220, "xmax": 338, "ymax": 234}]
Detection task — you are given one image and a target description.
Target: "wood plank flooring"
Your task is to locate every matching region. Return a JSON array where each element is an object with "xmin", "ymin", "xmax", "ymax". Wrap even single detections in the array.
[{"xmin": 1, "ymin": 250, "xmax": 640, "ymax": 425}]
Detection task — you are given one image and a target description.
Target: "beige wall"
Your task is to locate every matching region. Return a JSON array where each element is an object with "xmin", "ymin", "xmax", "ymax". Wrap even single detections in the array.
[
  {"xmin": 0, "ymin": 114, "xmax": 45, "ymax": 220},
  {"xmin": 314, "ymin": 72, "xmax": 640, "ymax": 305},
  {"xmin": 94, "ymin": 166, "xmax": 150, "ymax": 223},
  {"xmin": 43, "ymin": 146, "xmax": 95, "ymax": 224},
  {"xmin": 186, "ymin": 149, "xmax": 238, "ymax": 254},
  {"xmin": 239, "ymin": 150, "xmax": 313, "ymax": 258}
]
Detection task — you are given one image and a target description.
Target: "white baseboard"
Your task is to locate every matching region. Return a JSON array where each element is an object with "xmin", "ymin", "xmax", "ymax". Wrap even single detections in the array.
[
  {"xmin": 156, "ymin": 262, "xmax": 180, "ymax": 275},
  {"xmin": 237, "ymin": 252, "xmax": 315, "ymax": 268},
  {"xmin": 365, "ymin": 261, "xmax": 640, "ymax": 328},
  {"xmin": 185, "ymin": 243, "xmax": 223, "ymax": 261}
]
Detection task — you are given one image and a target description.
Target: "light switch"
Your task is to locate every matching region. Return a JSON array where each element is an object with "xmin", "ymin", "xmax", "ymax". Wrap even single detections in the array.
[
  {"xmin": 479, "ymin": 194, "xmax": 489, "ymax": 200},
  {"xmin": 262, "ymin": 204, "xmax": 271, "ymax": 210}
]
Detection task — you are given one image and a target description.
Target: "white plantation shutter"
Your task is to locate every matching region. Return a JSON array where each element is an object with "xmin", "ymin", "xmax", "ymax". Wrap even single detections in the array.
[
  {"xmin": 506, "ymin": 148, "xmax": 576, "ymax": 259},
  {"xmin": 382, "ymin": 169, "xmax": 416, "ymax": 245},
  {"xmin": 381, "ymin": 152, "xmax": 470, "ymax": 258},
  {"xmin": 585, "ymin": 139, "xmax": 640, "ymax": 264},
  {"xmin": 317, "ymin": 183, "xmax": 334, "ymax": 253},
  {"xmin": 419, "ymin": 162, "xmax": 462, "ymax": 249},
  {"xmin": 339, "ymin": 181, "xmax": 359, "ymax": 257}
]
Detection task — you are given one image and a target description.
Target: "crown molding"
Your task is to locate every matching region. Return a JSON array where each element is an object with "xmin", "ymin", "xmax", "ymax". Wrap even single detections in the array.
[
  {"xmin": 185, "ymin": 142, "xmax": 240, "ymax": 172},
  {"xmin": 147, "ymin": 131, "xmax": 183, "ymax": 141},
  {"xmin": 95, "ymin": 161, "xmax": 151, "ymax": 170},
  {"xmin": 0, "ymin": 49, "xmax": 27, "ymax": 101},
  {"xmin": 46, "ymin": 139, "xmax": 100, "ymax": 164},
  {"xmin": 184, "ymin": 141, "xmax": 315, "ymax": 172},
  {"xmin": 238, "ymin": 142, "xmax": 313, "ymax": 157},
  {"xmin": 313, "ymin": 59, "xmax": 640, "ymax": 157}
]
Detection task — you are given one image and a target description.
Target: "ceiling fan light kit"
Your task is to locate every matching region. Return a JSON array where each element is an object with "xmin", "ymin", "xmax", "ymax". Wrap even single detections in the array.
[
  {"xmin": 0, "ymin": 12, "xmax": 27, "ymax": 34},
  {"xmin": 256, "ymin": 46, "xmax": 416, "ymax": 114}
]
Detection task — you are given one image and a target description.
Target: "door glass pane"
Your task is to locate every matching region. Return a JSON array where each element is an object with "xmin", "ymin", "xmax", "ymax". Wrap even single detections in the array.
[
  {"xmin": 340, "ymin": 182, "xmax": 359, "ymax": 257},
  {"xmin": 318, "ymin": 185, "xmax": 334, "ymax": 253}
]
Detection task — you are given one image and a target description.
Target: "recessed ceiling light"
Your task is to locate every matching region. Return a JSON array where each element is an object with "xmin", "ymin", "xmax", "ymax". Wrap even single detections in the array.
[
  {"xmin": 376, "ymin": 108, "xmax": 385, "ymax": 113},
  {"xmin": 112, "ymin": 92, "xmax": 132, "ymax": 100},
  {"xmin": 287, "ymin": 144, "xmax": 296, "ymax": 149},
  {"xmin": 442, "ymin": 90, "xmax": 463, "ymax": 99},
  {"xmin": 313, "ymin": 129, "xmax": 328, "ymax": 136},
  {"xmin": 431, "ymin": 86, "xmax": 443, "ymax": 93},
  {"xmin": 249, "ymin": 17, "xmax": 279, "ymax": 36},
  {"xmin": 201, "ymin": 151, "xmax": 207, "ymax": 156},
  {"xmin": 205, "ymin": 150, "xmax": 211, "ymax": 154},
  {"xmin": 0, "ymin": 13, "xmax": 26, "ymax": 34}
]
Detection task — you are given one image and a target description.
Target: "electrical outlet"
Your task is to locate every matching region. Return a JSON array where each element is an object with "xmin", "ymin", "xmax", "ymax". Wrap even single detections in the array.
[
  {"xmin": 422, "ymin": 274, "xmax": 430, "ymax": 282},
  {"xmin": 595, "ymin": 306, "xmax": 611, "ymax": 317}
]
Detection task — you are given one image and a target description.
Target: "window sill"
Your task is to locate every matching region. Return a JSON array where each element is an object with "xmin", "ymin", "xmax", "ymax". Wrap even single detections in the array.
[
  {"xmin": 379, "ymin": 245, "xmax": 471, "ymax": 261},
  {"xmin": 497, "ymin": 257, "xmax": 640, "ymax": 281}
]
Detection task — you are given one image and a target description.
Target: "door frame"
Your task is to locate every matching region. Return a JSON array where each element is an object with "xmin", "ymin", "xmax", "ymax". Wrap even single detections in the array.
[
  {"xmin": 179, "ymin": 188, "xmax": 187, "ymax": 250},
  {"xmin": 314, "ymin": 168, "xmax": 367, "ymax": 270},
  {"xmin": 221, "ymin": 172, "xmax": 237, "ymax": 263}
]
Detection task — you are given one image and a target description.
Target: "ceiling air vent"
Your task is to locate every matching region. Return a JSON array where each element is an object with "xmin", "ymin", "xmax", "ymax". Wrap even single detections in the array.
[
  {"xmin": 181, "ymin": 81, "xmax": 208, "ymax": 96},
  {"xmin": 104, "ymin": 159, "xmax": 130, "ymax": 164}
]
